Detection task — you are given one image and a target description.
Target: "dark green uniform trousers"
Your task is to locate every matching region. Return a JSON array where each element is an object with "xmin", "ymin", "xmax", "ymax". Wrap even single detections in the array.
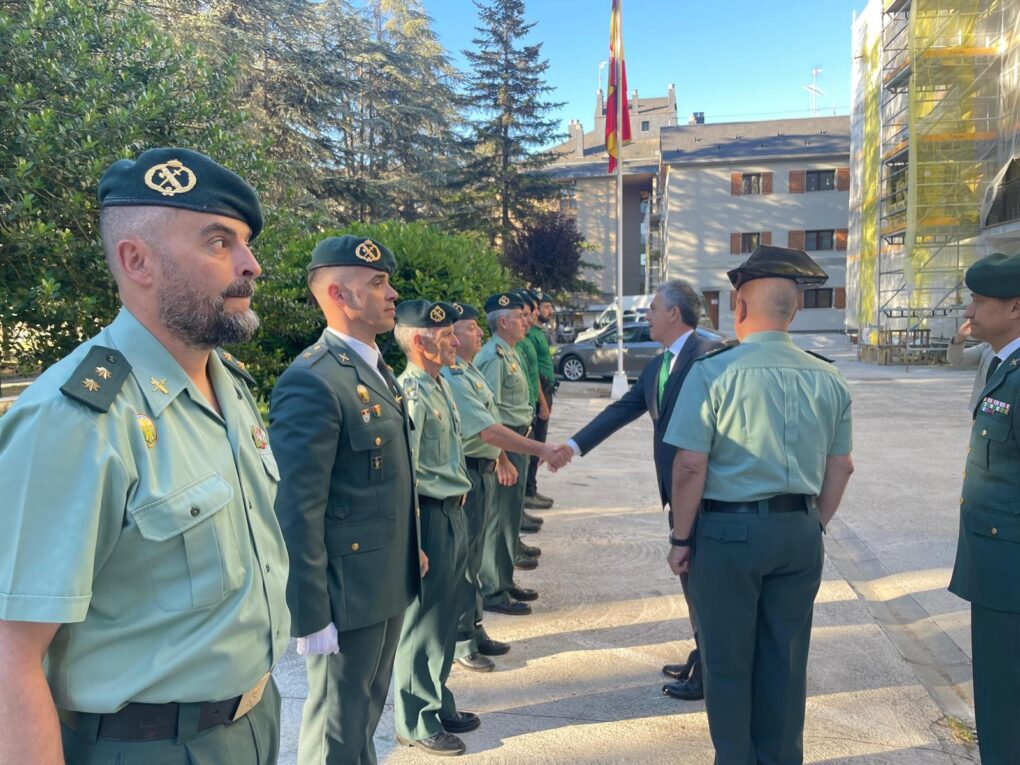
[
  {"xmin": 689, "ymin": 506, "xmax": 824, "ymax": 765},
  {"xmin": 61, "ymin": 678, "xmax": 281, "ymax": 765},
  {"xmin": 394, "ymin": 496, "xmax": 468, "ymax": 741},
  {"xmin": 456, "ymin": 461, "xmax": 496, "ymax": 657},
  {"xmin": 479, "ymin": 447, "xmax": 528, "ymax": 606},
  {"xmin": 971, "ymin": 603, "xmax": 1020, "ymax": 764},
  {"xmin": 298, "ymin": 613, "xmax": 404, "ymax": 765}
]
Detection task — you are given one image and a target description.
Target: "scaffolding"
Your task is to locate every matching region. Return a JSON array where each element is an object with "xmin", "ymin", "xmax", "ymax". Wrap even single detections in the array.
[{"xmin": 858, "ymin": 0, "xmax": 1006, "ymax": 362}]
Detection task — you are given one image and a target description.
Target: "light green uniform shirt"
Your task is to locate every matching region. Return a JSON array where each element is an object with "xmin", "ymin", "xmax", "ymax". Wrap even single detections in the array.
[
  {"xmin": 0, "ymin": 309, "xmax": 290, "ymax": 712},
  {"xmin": 400, "ymin": 362, "xmax": 472, "ymax": 499},
  {"xmin": 442, "ymin": 357, "xmax": 501, "ymax": 460},
  {"xmin": 526, "ymin": 325, "xmax": 555, "ymax": 385},
  {"xmin": 475, "ymin": 335, "xmax": 533, "ymax": 427},
  {"xmin": 664, "ymin": 331, "xmax": 853, "ymax": 502}
]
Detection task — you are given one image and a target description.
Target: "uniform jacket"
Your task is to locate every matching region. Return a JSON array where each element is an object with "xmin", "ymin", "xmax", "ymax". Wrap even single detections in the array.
[
  {"xmin": 270, "ymin": 330, "xmax": 420, "ymax": 636},
  {"xmin": 571, "ymin": 331, "xmax": 722, "ymax": 506},
  {"xmin": 949, "ymin": 344, "xmax": 1020, "ymax": 612}
]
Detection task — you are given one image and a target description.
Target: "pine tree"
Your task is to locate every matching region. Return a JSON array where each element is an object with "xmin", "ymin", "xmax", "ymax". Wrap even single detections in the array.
[{"xmin": 458, "ymin": 0, "xmax": 563, "ymax": 257}]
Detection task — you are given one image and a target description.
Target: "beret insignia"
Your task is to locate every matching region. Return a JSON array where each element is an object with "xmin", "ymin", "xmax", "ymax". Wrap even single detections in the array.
[
  {"xmin": 498, "ymin": 295, "xmax": 510, "ymax": 307},
  {"xmin": 355, "ymin": 240, "xmax": 382, "ymax": 263},
  {"xmin": 430, "ymin": 305, "xmax": 446, "ymax": 323},
  {"xmin": 143, "ymin": 159, "xmax": 197, "ymax": 197}
]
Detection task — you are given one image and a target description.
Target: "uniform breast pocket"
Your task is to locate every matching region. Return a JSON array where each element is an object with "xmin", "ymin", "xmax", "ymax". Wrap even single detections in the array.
[
  {"xmin": 422, "ymin": 414, "xmax": 451, "ymax": 463},
  {"xmin": 128, "ymin": 474, "xmax": 245, "ymax": 611},
  {"xmin": 348, "ymin": 418, "xmax": 402, "ymax": 487},
  {"xmin": 976, "ymin": 416, "xmax": 1011, "ymax": 470}
]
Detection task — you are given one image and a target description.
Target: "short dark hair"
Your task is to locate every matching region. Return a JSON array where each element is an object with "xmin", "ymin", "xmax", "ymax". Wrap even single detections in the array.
[{"xmin": 657, "ymin": 279, "xmax": 701, "ymax": 327}]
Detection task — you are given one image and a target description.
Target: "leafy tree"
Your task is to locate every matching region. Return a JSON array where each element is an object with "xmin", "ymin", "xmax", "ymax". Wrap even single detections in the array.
[
  {"xmin": 0, "ymin": 0, "xmax": 265, "ymax": 366},
  {"xmin": 505, "ymin": 211, "xmax": 599, "ymax": 295},
  {"xmin": 457, "ymin": 0, "xmax": 564, "ymax": 256}
]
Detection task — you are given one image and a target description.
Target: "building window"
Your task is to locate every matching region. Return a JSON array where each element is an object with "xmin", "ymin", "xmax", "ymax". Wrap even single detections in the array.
[
  {"xmin": 741, "ymin": 232, "xmax": 760, "ymax": 253},
  {"xmin": 806, "ymin": 170, "xmax": 835, "ymax": 192},
  {"xmin": 641, "ymin": 120, "xmax": 650, "ymax": 132},
  {"xmin": 558, "ymin": 184, "xmax": 577, "ymax": 212},
  {"xmin": 741, "ymin": 173, "xmax": 761, "ymax": 195},
  {"xmin": 804, "ymin": 229, "xmax": 834, "ymax": 250},
  {"xmin": 803, "ymin": 288, "xmax": 834, "ymax": 309}
]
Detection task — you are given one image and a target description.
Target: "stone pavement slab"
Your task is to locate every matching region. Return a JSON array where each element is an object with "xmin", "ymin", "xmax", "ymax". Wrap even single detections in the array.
[{"xmin": 275, "ymin": 337, "xmax": 980, "ymax": 764}]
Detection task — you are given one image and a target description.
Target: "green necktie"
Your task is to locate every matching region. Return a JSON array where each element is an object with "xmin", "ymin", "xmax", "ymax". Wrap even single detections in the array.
[
  {"xmin": 658, "ymin": 349, "xmax": 674, "ymax": 406},
  {"xmin": 986, "ymin": 356, "xmax": 1001, "ymax": 385}
]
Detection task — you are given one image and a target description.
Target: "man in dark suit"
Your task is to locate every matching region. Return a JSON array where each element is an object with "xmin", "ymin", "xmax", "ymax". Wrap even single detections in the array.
[
  {"xmin": 269, "ymin": 236, "xmax": 425, "ymax": 765},
  {"xmin": 564, "ymin": 279, "xmax": 723, "ymax": 700}
]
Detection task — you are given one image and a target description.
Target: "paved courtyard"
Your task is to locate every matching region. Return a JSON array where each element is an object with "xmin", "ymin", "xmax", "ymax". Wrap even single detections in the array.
[{"xmin": 274, "ymin": 334, "xmax": 981, "ymax": 764}]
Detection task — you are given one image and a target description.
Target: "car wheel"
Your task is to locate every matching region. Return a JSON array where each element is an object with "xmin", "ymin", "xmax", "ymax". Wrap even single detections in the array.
[{"xmin": 561, "ymin": 355, "xmax": 586, "ymax": 382}]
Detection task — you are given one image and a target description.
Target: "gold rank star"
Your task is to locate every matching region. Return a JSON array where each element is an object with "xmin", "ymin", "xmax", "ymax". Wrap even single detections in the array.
[
  {"xmin": 95, "ymin": 366, "xmax": 112, "ymax": 380},
  {"xmin": 82, "ymin": 378, "xmax": 101, "ymax": 392},
  {"xmin": 150, "ymin": 377, "xmax": 169, "ymax": 395}
]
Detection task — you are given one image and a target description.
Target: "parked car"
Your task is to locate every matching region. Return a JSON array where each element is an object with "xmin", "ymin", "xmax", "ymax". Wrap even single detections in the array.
[{"xmin": 552, "ymin": 322, "xmax": 727, "ymax": 382}]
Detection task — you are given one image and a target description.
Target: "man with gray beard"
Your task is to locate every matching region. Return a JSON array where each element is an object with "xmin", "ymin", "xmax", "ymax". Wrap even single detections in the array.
[{"xmin": 0, "ymin": 148, "xmax": 290, "ymax": 765}]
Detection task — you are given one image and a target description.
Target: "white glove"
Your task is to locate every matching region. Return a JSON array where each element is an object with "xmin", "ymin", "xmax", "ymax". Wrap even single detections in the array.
[{"xmin": 296, "ymin": 622, "xmax": 339, "ymax": 656}]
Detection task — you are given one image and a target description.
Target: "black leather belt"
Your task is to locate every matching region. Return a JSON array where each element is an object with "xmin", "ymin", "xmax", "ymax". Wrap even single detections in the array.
[
  {"xmin": 59, "ymin": 697, "xmax": 242, "ymax": 742},
  {"xmin": 466, "ymin": 456, "xmax": 496, "ymax": 473},
  {"xmin": 703, "ymin": 495, "xmax": 810, "ymax": 514},
  {"xmin": 420, "ymin": 495, "xmax": 463, "ymax": 508},
  {"xmin": 509, "ymin": 424, "xmax": 531, "ymax": 436}
]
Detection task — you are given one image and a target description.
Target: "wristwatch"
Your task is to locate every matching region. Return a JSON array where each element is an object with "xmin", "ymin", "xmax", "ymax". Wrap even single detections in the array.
[{"xmin": 669, "ymin": 534, "xmax": 692, "ymax": 547}]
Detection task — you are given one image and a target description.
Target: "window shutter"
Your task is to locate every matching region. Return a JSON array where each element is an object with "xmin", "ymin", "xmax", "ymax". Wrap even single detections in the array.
[
  {"xmin": 761, "ymin": 231, "xmax": 772, "ymax": 246},
  {"xmin": 730, "ymin": 233, "xmax": 741, "ymax": 254},
  {"xmin": 731, "ymin": 173, "xmax": 742, "ymax": 196},
  {"xmin": 788, "ymin": 230, "xmax": 805, "ymax": 249},
  {"xmin": 836, "ymin": 167, "xmax": 850, "ymax": 191},
  {"xmin": 762, "ymin": 172, "xmax": 773, "ymax": 194},
  {"xmin": 835, "ymin": 287, "xmax": 847, "ymax": 309},
  {"xmin": 730, "ymin": 290, "xmax": 737, "ymax": 310},
  {"xmin": 835, "ymin": 229, "xmax": 848, "ymax": 251},
  {"xmin": 789, "ymin": 170, "xmax": 805, "ymax": 194}
]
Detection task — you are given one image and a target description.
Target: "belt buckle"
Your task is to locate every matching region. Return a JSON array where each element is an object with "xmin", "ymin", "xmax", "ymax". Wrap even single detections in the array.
[{"xmin": 232, "ymin": 673, "xmax": 270, "ymax": 722}]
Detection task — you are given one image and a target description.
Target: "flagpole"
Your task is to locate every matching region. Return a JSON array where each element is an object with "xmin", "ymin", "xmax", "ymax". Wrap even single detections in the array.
[{"xmin": 610, "ymin": 0, "xmax": 627, "ymax": 400}]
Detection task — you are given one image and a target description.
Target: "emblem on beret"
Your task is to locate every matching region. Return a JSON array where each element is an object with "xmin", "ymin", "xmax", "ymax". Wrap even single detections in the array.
[
  {"xmin": 453, "ymin": 303, "xmax": 463, "ymax": 315},
  {"xmin": 430, "ymin": 305, "xmax": 446, "ymax": 323},
  {"xmin": 250, "ymin": 425, "xmax": 269, "ymax": 450},
  {"xmin": 355, "ymin": 240, "xmax": 382, "ymax": 263},
  {"xmin": 137, "ymin": 414, "xmax": 158, "ymax": 449},
  {"xmin": 498, "ymin": 295, "xmax": 510, "ymax": 307},
  {"xmin": 357, "ymin": 384, "xmax": 370, "ymax": 403},
  {"xmin": 144, "ymin": 159, "xmax": 197, "ymax": 197}
]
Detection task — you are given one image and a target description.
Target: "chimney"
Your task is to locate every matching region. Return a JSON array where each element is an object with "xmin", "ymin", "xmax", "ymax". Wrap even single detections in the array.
[
  {"xmin": 568, "ymin": 120, "xmax": 585, "ymax": 158},
  {"xmin": 667, "ymin": 83, "xmax": 677, "ymax": 124},
  {"xmin": 632, "ymin": 89, "xmax": 639, "ymax": 105},
  {"xmin": 595, "ymin": 89, "xmax": 606, "ymax": 139},
  {"xmin": 689, "ymin": 112, "xmax": 705, "ymax": 125}
]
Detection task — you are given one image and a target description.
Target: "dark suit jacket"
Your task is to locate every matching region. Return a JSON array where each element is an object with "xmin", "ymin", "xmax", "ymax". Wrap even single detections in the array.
[
  {"xmin": 571, "ymin": 331, "xmax": 723, "ymax": 507},
  {"xmin": 269, "ymin": 331, "xmax": 420, "ymax": 636}
]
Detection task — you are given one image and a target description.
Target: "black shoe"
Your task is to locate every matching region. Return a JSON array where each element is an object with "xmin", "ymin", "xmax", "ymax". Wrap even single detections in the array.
[
  {"xmin": 524, "ymin": 494, "xmax": 553, "ymax": 510},
  {"xmin": 518, "ymin": 518, "xmax": 542, "ymax": 534},
  {"xmin": 508, "ymin": 584, "xmax": 539, "ymax": 601},
  {"xmin": 455, "ymin": 652, "xmax": 494, "ymax": 672},
  {"xmin": 476, "ymin": 636, "xmax": 511, "ymax": 656},
  {"xmin": 661, "ymin": 663, "xmax": 690, "ymax": 681},
  {"xmin": 483, "ymin": 599, "xmax": 532, "ymax": 615},
  {"xmin": 441, "ymin": 710, "xmax": 481, "ymax": 733},
  {"xmin": 518, "ymin": 541, "xmax": 542, "ymax": 557},
  {"xmin": 514, "ymin": 554, "xmax": 538, "ymax": 570},
  {"xmin": 396, "ymin": 731, "xmax": 465, "ymax": 755},
  {"xmin": 662, "ymin": 678, "xmax": 704, "ymax": 701},
  {"xmin": 522, "ymin": 509, "xmax": 545, "ymax": 525},
  {"xmin": 532, "ymin": 491, "xmax": 555, "ymax": 505}
]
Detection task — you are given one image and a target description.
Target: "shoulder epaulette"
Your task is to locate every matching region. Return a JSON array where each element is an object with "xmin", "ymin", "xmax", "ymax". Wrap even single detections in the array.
[
  {"xmin": 401, "ymin": 377, "xmax": 420, "ymax": 400},
  {"xmin": 294, "ymin": 342, "xmax": 331, "ymax": 368},
  {"xmin": 695, "ymin": 344, "xmax": 735, "ymax": 362},
  {"xmin": 805, "ymin": 350, "xmax": 835, "ymax": 364},
  {"xmin": 217, "ymin": 348, "xmax": 257, "ymax": 387},
  {"xmin": 447, "ymin": 364, "xmax": 465, "ymax": 376},
  {"xmin": 60, "ymin": 346, "xmax": 131, "ymax": 413},
  {"xmin": 495, "ymin": 345, "xmax": 506, "ymax": 358}
]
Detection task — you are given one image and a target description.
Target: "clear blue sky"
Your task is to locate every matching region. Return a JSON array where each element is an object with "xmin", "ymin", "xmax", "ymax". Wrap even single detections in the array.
[{"xmin": 424, "ymin": 0, "xmax": 869, "ymax": 136}]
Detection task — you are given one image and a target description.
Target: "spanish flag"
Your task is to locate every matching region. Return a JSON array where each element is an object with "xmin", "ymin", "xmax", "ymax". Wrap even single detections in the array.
[{"xmin": 606, "ymin": 0, "xmax": 631, "ymax": 174}]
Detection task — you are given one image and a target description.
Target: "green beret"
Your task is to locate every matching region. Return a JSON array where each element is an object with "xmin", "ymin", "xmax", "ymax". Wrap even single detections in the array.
[
  {"xmin": 538, "ymin": 293, "xmax": 553, "ymax": 306},
  {"xmin": 99, "ymin": 147, "xmax": 263, "ymax": 240},
  {"xmin": 727, "ymin": 245, "xmax": 828, "ymax": 288},
  {"xmin": 308, "ymin": 235, "xmax": 396, "ymax": 275},
  {"xmin": 965, "ymin": 252, "xmax": 1020, "ymax": 298},
  {"xmin": 515, "ymin": 289, "xmax": 537, "ymax": 309},
  {"xmin": 484, "ymin": 292, "xmax": 525, "ymax": 313},
  {"xmin": 451, "ymin": 302, "xmax": 480, "ymax": 321},
  {"xmin": 395, "ymin": 300, "xmax": 457, "ymax": 328}
]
